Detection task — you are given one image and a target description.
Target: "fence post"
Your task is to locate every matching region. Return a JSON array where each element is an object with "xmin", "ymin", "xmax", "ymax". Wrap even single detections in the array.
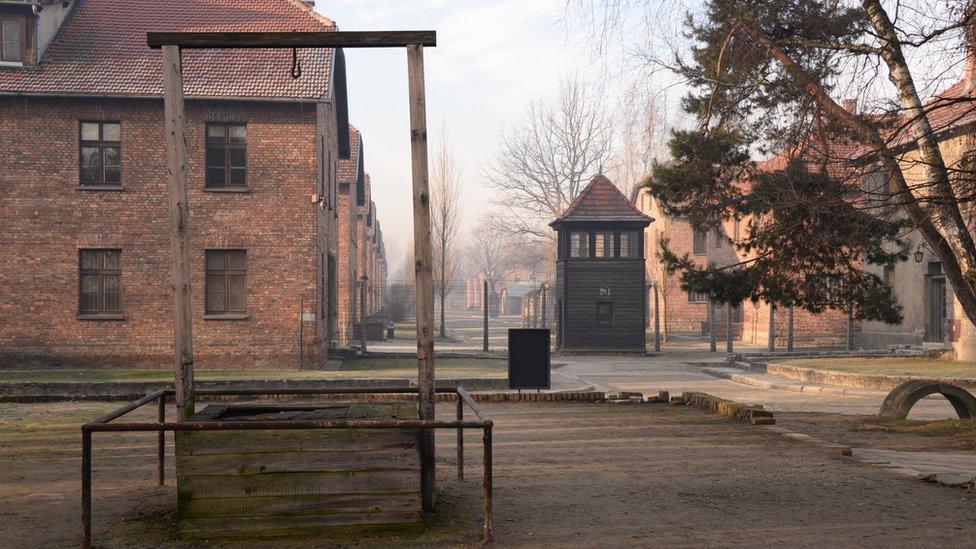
[
  {"xmin": 767, "ymin": 304, "xmax": 775, "ymax": 353},
  {"xmin": 653, "ymin": 283, "xmax": 661, "ymax": 352},
  {"xmin": 708, "ymin": 299, "xmax": 717, "ymax": 352},
  {"xmin": 726, "ymin": 303, "xmax": 734, "ymax": 354},
  {"xmin": 787, "ymin": 305, "xmax": 795, "ymax": 353},
  {"xmin": 483, "ymin": 280, "xmax": 489, "ymax": 352}
]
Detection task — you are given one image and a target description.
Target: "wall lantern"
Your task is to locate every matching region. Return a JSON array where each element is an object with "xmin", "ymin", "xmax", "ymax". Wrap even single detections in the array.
[{"xmin": 914, "ymin": 245, "xmax": 925, "ymax": 263}]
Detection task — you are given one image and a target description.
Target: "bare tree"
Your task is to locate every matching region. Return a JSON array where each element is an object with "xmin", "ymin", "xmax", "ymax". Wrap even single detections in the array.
[
  {"xmin": 468, "ymin": 217, "xmax": 519, "ymax": 292},
  {"xmin": 607, "ymin": 80, "xmax": 670, "ymax": 193},
  {"xmin": 430, "ymin": 124, "xmax": 463, "ymax": 338},
  {"xmin": 483, "ymin": 75, "xmax": 614, "ymax": 242}
]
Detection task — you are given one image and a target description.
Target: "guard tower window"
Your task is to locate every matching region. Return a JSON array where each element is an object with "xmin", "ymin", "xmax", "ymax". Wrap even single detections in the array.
[
  {"xmin": 619, "ymin": 231, "xmax": 640, "ymax": 258},
  {"xmin": 570, "ymin": 231, "xmax": 590, "ymax": 258},
  {"xmin": 595, "ymin": 231, "xmax": 613, "ymax": 258}
]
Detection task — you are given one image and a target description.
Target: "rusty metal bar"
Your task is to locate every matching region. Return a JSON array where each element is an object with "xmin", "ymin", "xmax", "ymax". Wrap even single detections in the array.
[
  {"xmin": 157, "ymin": 395, "xmax": 166, "ymax": 486},
  {"xmin": 87, "ymin": 389, "xmax": 168, "ymax": 425},
  {"xmin": 86, "ymin": 419, "xmax": 487, "ymax": 432},
  {"xmin": 81, "ymin": 428, "xmax": 92, "ymax": 549},
  {"xmin": 456, "ymin": 396, "xmax": 464, "ymax": 481},
  {"xmin": 483, "ymin": 424, "xmax": 493, "ymax": 543},
  {"xmin": 456, "ymin": 387, "xmax": 492, "ymax": 424}
]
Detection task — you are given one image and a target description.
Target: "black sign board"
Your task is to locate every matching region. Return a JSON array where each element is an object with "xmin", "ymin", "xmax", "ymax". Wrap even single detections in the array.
[{"xmin": 508, "ymin": 329, "xmax": 551, "ymax": 390}]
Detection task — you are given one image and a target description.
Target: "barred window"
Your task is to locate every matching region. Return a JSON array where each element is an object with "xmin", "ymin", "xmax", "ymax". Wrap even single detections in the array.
[
  {"xmin": 619, "ymin": 231, "xmax": 640, "ymax": 258},
  {"xmin": 570, "ymin": 231, "xmax": 590, "ymax": 258},
  {"xmin": 79, "ymin": 122, "xmax": 121, "ymax": 187},
  {"xmin": 688, "ymin": 290, "xmax": 708, "ymax": 303},
  {"xmin": 595, "ymin": 231, "xmax": 614, "ymax": 258},
  {"xmin": 79, "ymin": 249, "xmax": 122, "ymax": 314},
  {"xmin": 205, "ymin": 250, "xmax": 247, "ymax": 314},
  {"xmin": 205, "ymin": 123, "xmax": 247, "ymax": 189}
]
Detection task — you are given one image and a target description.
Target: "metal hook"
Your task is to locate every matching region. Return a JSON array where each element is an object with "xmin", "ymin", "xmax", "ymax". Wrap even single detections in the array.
[{"xmin": 290, "ymin": 47, "xmax": 302, "ymax": 79}]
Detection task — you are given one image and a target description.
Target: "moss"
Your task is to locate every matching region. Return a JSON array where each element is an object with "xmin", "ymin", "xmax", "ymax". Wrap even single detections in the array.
[{"xmin": 772, "ymin": 356, "xmax": 976, "ymax": 378}]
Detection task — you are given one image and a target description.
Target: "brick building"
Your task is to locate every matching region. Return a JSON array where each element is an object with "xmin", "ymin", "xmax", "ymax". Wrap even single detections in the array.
[
  {"xmin": 0, "ymin": 0, "xmax": 370, "ymax": 367},
  {"xmin": 634, "ymin": 152, "xmax": 853, "ymax": 348}
]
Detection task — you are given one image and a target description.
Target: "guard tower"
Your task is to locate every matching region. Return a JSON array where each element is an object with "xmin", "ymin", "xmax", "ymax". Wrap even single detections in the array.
[{"xmin": 550, "ymin": 175, "xmax": 653, "ymax": 351}]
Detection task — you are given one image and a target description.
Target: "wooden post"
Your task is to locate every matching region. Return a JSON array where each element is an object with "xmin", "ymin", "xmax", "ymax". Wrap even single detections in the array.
[
  {"xmin": 653, "ymin": 283, "xmax": 661, "ymax": 352},
  {"xmin": 483, "ymin": 280, "xmax": 489, "ymax": 352},
  {"xmin": 359, "ymin": 277, "xmax": 367, "ymax": 353},
  {"xmin": 767, "ymin": 304, "xmax": 775, "ymax": 353},
  {"xmin": 407, "ymin": 43, "xmax": 436, "ymax": 512},
  {"xmin": 162, "ymin": 45, "xmax": 194, "ymax": 420},
  {"xmin": 708, "ymin": 299, "xmax": 716, "ymax": 352},
  {"xmin": 787, "ymin": 305, "xmax": 795, "ymax": 353}
]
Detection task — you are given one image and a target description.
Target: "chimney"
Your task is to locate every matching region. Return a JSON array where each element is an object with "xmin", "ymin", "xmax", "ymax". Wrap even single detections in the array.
[{"xmin": 841, "ymin": 98, "xmax": 858, "ymax": 114}]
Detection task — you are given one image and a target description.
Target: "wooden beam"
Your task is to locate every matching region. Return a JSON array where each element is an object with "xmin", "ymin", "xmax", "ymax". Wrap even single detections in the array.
[
  {"xmin": 147, "ymin": 31, "xmax": 436, "ymax": 49},
  {"xmin": 407, "ymin": 43, "xmax": 436, "ymax": 512},
  {"xmin": 162, "ymin": 45, "xmax": 195, "ymax": 420}
]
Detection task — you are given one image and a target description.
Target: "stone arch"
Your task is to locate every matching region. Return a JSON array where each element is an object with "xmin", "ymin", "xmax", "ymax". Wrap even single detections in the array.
[{"xmin": 879, "ymin": 380, "xmax": 976, "ymax": 420}]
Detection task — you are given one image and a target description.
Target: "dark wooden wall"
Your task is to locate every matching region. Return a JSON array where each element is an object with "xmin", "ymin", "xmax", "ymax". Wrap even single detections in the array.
[{"xmin": 557, "ymin": 259, "xmax": 646, "ymax": 351}]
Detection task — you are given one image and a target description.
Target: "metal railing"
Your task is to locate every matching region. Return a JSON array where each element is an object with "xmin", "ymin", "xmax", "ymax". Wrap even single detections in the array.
[{"xmin": 81, "ymin": 386, "xmax": 493, "ymax": 547}]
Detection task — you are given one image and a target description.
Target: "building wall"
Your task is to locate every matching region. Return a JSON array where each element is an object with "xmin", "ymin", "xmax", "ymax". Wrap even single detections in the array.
[
  {"xmin": 557, "ymin": 258, "xmax": 646, "ymax": 350},
  {"xmin": 0, "ymin": 96, "xmax": 333, "ymax": 367},
  {"xmin": 335, "ymin": 182, "xmax": 357, "ymax": 345}
]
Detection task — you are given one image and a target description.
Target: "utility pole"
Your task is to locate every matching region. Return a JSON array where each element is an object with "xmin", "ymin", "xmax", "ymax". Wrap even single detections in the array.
[{"xmin": 483, "ymin": 280, "xmax": 489, "ymax": 352}]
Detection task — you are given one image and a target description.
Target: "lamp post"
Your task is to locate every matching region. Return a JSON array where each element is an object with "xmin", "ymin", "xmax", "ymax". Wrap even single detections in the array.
[{"xmin": 359, "ymin": 274, "xmax": 368, "ymax": 353}]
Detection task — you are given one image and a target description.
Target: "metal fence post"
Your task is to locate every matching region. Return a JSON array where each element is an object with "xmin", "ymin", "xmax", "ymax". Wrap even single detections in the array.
[
  {"xmin": 726, "ymin": 303, "xmax": 734, "ymax": 354},
  {"xmin": 82, "ymin": 428, "xmax": 92, "ymax": 549},
  {"xmin": 483, "ymin": 280, "xmax": 489, "ymax": 352},
  {"xmin": 456, "ymin": 397, "xmax": 464, "ymax": 481},
  {"xmin": 157, "ymin": 396, "xmax": 166, "ymax": 486},
  {"xmin": 767, "ymin": 304, "xmax": 775, "ymax": 353},
  {"xmin": 787, "ymin": 305, "xmax": 795, "ymax": 353},
  {"xmin": 653, "ymin": 283, "xmax": 661, "ymax": 352},
  {"xmin": 708, "ymin": 299, "xmax": 717, "ymax": 352},
  {"xmin": 483, "ymin": 424, "xmax": 493, "ymax": 543}
]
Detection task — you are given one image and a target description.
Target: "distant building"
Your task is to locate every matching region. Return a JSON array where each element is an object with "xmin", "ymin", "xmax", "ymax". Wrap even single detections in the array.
[{"xmin": 551, "ymin": 175, "xmax": 652, "ymax": 351}]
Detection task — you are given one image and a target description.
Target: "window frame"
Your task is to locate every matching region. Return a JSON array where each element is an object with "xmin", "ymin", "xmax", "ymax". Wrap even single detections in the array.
[
  {"xmin": 0, "ymin": 14, "xmax": 26, "ymax": 65},
  {"xmin": 569, "ymin": 231, "xmax": 590, "ymax": 259},
  {"xmin": 693, "ymin": 229, "xmax": 707, "ymax": 255},
  {"xmin": 596, "ymin": 301, "xmax": 614, "ymax": 326},
  {"xmin": 688, "ymin": 290, "xmax": 708, "ymax": 303},
  {"xmin": 619, "ymin": 231, "xmax": 640, "ymax": 259},
  {"xmin": 594, "ymin": 231, "xmax": 614, "ymax": 259},
  {"xmin": 78, "ymin": 249, "xmax": 123, "ymax": 318},
  {"xmin": 78, "ymin": 121, "xmax": 122, "ymax": 189},
  {"xmin": 204, "ymin": 122, "xmax": 248, "ymax": 191},
  {"xmin": 204, "ymin": 249, "xmax": 248, "ymax": 317}
]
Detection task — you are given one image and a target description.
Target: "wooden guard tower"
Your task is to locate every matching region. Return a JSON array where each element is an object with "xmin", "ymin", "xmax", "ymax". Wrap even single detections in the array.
[{"xmin": 550, "ymin": 175, "xmax": 653, "ymax": 352}]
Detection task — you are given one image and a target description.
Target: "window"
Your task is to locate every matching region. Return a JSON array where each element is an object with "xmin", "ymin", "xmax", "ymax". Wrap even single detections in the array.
[
  {"xmin": 79, "ymin": 250, "xmax": 122, "ymax": 314},
  {"xmin": 205, "ymin": 123, "xmax": 247, "ymax": 189},
  {"xmin": 619, "ymin": 231, "xmax": 640, "ymax": 258},
  {"xmin": 595, "ymin": 231, "xmax": 613, "ymax": 258},
  {"xmin": 570, "ymin": 231, "xmax": 590, "ymax": 258},
  {"xmin": 733, "ymin": 219, "xmax": 741, "ymax": 241},
  {"xmin": 596, "ymin": 301, "xmax": 613, "ymax": 326},
  {"xmin": 688, "ymin": 290, "xmax": 708, "ymax": 303},
  {"xmin": 714, "ymin": 229, "xmax": 723, "ymax": 247},
  {"xmin": 205, "ymin": 250, "xmax": 247, "ymax": 315},
  {"xmin": 79, "ymin": 122, "xmax": 121, "ymax": 187},
  {"xmin": 693, "ymin": 229, "xmax": 707, "ymax": 255},
  {"xmin": 0, "ymin": 15, "xmax": 24, "ymax": 64},
  {"xmin": 883, "ymin": 265, "xmax": 895, "ymax": 288}
]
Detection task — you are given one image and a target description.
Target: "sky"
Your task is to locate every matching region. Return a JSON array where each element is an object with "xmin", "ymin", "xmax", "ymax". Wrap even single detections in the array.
[{"xmin": 316, "ymin": 0, "xmax": 672, "ymax": 276}]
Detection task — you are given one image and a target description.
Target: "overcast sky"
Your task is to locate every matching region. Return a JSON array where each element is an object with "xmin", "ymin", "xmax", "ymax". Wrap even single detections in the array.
[{"xmin": 318, "ymin": 0, "xmax": 672, "ymax": 277}]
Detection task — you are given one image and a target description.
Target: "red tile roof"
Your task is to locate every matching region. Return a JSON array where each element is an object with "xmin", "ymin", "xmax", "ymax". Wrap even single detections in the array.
[
  {"xmin": 0, "ymin": 0, "xmax": 335, "ymax": 100},
  {"xmin": 551, "ymin": 175, "xmax": 653, "ymax": 225},
  {"xmin": 338, "ymin": 124, "xmax": 361, "ymax": 183}
]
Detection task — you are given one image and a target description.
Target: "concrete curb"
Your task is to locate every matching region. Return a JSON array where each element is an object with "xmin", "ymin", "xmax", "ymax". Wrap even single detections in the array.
[
  {"xmin": 740, "ymin": 359, "xmax": 976, "ymax": 392},
  {"xmin": 0, "ymin": 377, "xmax": 510, "ymax": 402},
  {"xmin": 701, "ymin": 367, "xmax": 883, "ymax": 397},
  {"xmin": 680, "ymin": 391, "xmax": 775, "ymax": 425}
]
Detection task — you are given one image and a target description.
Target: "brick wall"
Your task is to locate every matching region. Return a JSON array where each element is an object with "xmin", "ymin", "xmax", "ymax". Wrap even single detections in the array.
[{"xmin": 0, "ymin": 96, "xmax": 337, "ymax": 367}]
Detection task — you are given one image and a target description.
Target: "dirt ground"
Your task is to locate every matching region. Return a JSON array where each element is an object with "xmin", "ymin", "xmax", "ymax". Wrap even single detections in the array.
[{"xmin": 3, "ymin": 400, "xmax": 976, "ymax": 547}]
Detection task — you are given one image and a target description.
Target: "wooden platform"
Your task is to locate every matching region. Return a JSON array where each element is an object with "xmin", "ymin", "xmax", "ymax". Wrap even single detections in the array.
[{"xmin": 175, "ymin": 402, "xmax": 422, "ymax": 538}]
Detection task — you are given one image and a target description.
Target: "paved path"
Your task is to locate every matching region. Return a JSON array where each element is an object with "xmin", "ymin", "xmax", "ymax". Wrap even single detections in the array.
[{"xmin": 551, "ymin": 352, "xmax": 962, "ymax": 420}]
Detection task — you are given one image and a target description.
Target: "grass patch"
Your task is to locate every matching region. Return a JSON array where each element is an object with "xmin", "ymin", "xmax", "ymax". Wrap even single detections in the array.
[
  {"xmin": 0, "ymin": 357, "xmax": 507, "ymax": 383},
  {"xmin": 771, "ymin": 356, "xmax": 976, "ymax": 378},
  {"xmin": 863, "ymin": 417, "xmax": 976, "ymax": 439}
]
